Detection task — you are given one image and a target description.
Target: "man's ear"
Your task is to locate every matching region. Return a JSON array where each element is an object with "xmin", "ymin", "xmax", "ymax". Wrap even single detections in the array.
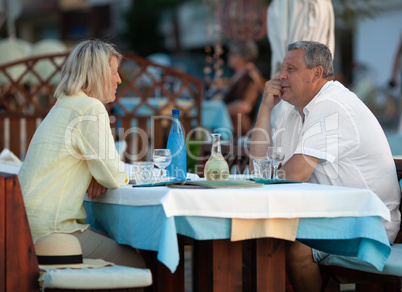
[{"xmin": 312, "ymin": 66, "xmax": 324, "ymax": 82}]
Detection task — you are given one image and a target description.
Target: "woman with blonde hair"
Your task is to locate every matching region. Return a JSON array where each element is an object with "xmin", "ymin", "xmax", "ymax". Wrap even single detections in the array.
[{"xmin": 18, "ymin": 39, "xmax": 146, "ymax": 269}]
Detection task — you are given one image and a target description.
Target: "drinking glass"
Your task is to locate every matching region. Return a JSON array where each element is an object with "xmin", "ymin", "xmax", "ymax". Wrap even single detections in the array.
[
  {"xmin": 153, "ymin": 149, "xmax": 172, "ymax": 181},
  {"xmin": 252, "ymin": 159, "xmax": 272, "ymax": 179},
  {"xmin": 132, "ymin": 162, "xmax": 154, "ymax": 185},
  {"xmin": 267, "ymin": 146, "xmax": 285, "ymax": 180}
]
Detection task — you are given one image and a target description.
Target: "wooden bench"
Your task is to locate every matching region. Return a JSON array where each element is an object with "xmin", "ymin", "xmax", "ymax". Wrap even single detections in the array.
[{"xmin": 0, "ymin": 172, "xmax": 149, "ymax": 292}]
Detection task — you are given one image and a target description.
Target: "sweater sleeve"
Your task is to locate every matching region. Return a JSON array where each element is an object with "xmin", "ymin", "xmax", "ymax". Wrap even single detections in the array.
[{"xmin": 74, "ymin": 101, "xmax": 128, "ymax": 188}]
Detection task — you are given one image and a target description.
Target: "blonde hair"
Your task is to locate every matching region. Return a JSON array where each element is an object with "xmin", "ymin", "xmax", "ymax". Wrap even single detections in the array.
[{"xmin": 54, "ymin": 39, "xmax": 122, "ymax": 103}]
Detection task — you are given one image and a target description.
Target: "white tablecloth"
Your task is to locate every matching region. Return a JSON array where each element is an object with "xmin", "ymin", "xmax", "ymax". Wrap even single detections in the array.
[
  {"xmin": 88, "ymin": 180, "xmax": 390, "ymax": 221},
  {"xmin": 0, "ymin": 162, "xmax": 20, "ymax": 175}
]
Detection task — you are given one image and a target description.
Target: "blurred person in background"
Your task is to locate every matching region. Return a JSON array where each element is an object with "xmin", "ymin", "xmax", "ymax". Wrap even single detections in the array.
[
  {"xmin": 224, "ymin": 40, "xmax": 264, "ymax": 138},
  {"xmin": 18, "ymin": 39, "xmax": 146, "ymax": 270},
  {"xmin": 389, "ymin": 31, "xmax": 402, "ymax": 134},
  {"xmin": 389, "ymin": 31, "xmax": 402, "ymax": 92}
]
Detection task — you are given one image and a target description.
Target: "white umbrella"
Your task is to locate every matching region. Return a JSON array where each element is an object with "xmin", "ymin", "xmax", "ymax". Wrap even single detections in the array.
[
  {"xmin": 0, "ymin": 0, "xmax": 22, "ymax": 38},
  {"xmin": 0, "ymin": 38, "xmax": 31, "ymax": 85},
  {"xmin": 267, "ymin": 0, "xmax": 335, "ymax": 128},
  {"xmin": 29, "ymin": 39, "xmax": 68, "ymax": 86}
]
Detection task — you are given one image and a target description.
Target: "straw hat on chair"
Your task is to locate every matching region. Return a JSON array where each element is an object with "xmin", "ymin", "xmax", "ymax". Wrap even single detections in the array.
[
  {"xmin": 35, "ymin": 233, "xmax": 153, "ymax": 290},
  {"xmin": 35, "ymin": 233, "xmax": 113, "ymax": 269}
]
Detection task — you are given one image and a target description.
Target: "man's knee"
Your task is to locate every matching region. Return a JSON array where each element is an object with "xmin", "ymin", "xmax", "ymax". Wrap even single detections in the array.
[{"xmin": 286, "ymin": 241, "xmax": 314, "ymax": 266}]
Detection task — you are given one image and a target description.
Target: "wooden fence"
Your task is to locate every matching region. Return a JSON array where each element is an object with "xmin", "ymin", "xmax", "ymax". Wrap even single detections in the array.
[{"xmin": 0, "ymin": 53, "xmax": 203, "ymax": 163}]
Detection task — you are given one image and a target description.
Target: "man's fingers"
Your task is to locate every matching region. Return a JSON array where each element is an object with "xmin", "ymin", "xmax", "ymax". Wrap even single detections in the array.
[
  {"xmin": 264, "ymin": 80, "xmax": 282, "ymax": 98},
  {"xmin": 271, "ymin": 73, "xmax": 281, "ymax": 81}
]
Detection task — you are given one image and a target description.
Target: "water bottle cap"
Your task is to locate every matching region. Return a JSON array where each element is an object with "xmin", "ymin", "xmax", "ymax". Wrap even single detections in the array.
[{"xmin": 172, "ymin": 109, "xmax": 180, "ymax": 114}]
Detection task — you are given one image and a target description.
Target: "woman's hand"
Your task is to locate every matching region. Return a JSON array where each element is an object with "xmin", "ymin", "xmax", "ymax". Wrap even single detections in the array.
[{"xmin": 87, "ymin": 177, "xmax": 107, "ymax": 199}]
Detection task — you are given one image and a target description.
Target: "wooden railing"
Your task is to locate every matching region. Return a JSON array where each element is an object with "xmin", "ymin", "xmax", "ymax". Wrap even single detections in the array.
[{"xmin": 0, "ymin": 53, "xmax": 203, "ymax": 163}]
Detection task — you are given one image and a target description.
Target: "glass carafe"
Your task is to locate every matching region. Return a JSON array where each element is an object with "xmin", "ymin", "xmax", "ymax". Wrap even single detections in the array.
[{"xmin": 204, "ymin": 133, "xmax": 229, "ymax": 181}]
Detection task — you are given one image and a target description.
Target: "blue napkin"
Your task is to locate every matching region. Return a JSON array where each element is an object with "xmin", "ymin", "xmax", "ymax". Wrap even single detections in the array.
[
  {"xmin": 249, "ymin": 178, "xmax": 301, "ymax": 184},
  {"xmin": 132, "ymin": 178, "xmax": 185, "ymax": 187}
]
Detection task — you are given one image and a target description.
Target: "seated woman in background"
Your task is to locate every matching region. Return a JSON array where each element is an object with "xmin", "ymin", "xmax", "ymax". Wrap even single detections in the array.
[
  {"xmin": 18, "ymin": 39, "xmax": 146, "ymax": 269},
  {"xmin": 224, "ymin": 40, "xmax": 264, "ymax": 138}
]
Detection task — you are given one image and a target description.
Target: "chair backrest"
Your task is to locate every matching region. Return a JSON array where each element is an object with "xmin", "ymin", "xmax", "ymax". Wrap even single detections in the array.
[{"xmin": 0, "ymin": 173, "xmax": 40, "ymax": 292}]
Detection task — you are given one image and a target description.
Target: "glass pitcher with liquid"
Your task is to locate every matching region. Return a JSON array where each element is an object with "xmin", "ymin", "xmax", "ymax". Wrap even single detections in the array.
[{"xmin": 204, "ymin": 133, "xmax": 229, "ymax": 181}]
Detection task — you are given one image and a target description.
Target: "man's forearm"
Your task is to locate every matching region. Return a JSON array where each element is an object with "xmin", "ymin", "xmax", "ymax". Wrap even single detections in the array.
[{"xmin": 250, "ymin": 104, "xmax": 273, "ymax": 160}]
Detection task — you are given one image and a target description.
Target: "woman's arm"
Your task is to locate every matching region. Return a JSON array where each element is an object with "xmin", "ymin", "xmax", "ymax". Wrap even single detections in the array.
[{"xmin": 75, "ymin": 102, "xmax": 128, "ymax": 189}]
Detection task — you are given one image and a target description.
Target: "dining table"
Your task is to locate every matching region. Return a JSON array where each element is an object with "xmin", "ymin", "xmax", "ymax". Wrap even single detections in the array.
[{"xmin": 84, "ymin": 175, "xmax": 392, "ymax": 292}]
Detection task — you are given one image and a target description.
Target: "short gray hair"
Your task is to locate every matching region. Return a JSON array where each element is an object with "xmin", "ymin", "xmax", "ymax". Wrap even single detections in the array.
[
  {"xmin": 55, "ymin": 39, "xmax": 122, "ymax": 103},
  {"xmin": 287, "ymin": 41, "xmax": 334, "ymax": 78}
]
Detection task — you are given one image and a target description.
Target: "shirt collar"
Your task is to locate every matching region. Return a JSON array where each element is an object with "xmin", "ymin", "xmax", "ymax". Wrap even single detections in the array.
[
  {"xmin": 303, "ymin": 81, "xmax": 333, "ymax": 118},
  {"xmin": 59, "ymin": 90, "xmax": 88, "ymax": 99}
]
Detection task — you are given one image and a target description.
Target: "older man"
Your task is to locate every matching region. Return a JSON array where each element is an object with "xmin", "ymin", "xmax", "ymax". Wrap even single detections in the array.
[{"xmin": 250, "ymin": 41, "xmax": 401, "ymax": 291}]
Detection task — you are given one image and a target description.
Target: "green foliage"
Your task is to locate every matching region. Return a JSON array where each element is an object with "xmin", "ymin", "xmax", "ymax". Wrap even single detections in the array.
[
  {"xmin": 187, "ymin": 137, "xmax": 202, "ymax": 174},
  {"xmin": 121, "ymin": 0, "xmax": 187, "ymax": 56}
]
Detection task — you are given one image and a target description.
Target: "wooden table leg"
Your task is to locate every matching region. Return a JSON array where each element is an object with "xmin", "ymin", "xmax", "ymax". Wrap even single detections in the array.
[
  {"xmin": 256, "ymin": 238, "xmax": 286, "ymax": 292},
  {"xmin": 212, "ymin": 239, "xmax": 243, "ymax": 292},
  {"xmin": 142, "ymin": 237, "xmax": 185, "ymax": 292},
  {"xmin": 194, "ymin": 239, "xmax": 243, "ymax": 292},
  {"xmin": 193, "ymin": 240, "xmax": 212, "ymax": 292}
]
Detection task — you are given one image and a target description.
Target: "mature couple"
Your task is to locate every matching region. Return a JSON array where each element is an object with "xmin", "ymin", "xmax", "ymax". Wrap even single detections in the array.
[{"xmin": 19, "ymin": 39, "xmax": 400, "ymax": 291}]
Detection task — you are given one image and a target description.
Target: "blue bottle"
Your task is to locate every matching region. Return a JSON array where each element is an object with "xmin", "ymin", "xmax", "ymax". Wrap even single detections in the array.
[{"xmin": 166, "ymin": 110, "xmax": 187, "ymax": 180}]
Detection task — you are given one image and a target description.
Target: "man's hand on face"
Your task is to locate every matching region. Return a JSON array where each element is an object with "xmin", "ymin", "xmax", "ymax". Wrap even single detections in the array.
[{"xmin": 262, "ymin": 74, "xmax": 282, "ymax": 109}]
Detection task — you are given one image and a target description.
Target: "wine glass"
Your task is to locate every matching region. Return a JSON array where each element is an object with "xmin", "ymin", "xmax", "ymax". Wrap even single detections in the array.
[
  {"xmin": 153, "ymin": 149, "xmax": 172, "ymax": 182},
  {"xmin": 267, "ymin": 146, "xmax": 285, "ymax": 180}
]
